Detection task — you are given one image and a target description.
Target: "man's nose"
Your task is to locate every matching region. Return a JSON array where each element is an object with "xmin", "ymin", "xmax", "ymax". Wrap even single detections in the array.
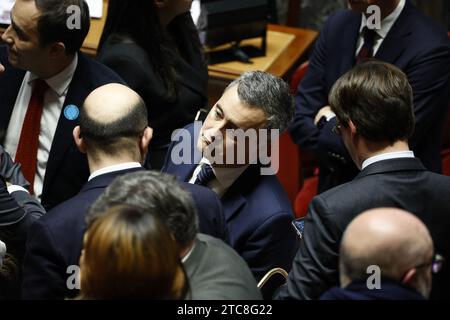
[{"xmin": 1, "ymin": 26, "xmax": 13, "ymax": 44}]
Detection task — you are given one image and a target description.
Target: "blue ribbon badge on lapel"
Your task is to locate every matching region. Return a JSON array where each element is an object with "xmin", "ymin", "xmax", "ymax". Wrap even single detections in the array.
[{"xmin": 64, "ymin": 104, "xmax": 79, "ymax": 121}]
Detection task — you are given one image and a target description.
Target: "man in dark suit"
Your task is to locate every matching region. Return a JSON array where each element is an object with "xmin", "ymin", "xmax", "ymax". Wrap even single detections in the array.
[
  {"xmin": 277, "ymin": 61, "xmax": 450, "ymax": 300},
  {"xmin": 0, "ymin": 0, "xmax": 124, "ymax": 210},
  {"xmin": 320, "ymin": 208, "xmax": 435, "ymax": 300},
  {"xmin": 163, "ymin": 71, "xmax": 298, "ymax": 281},
  {"xmin": 22, "ymin": 84, "xmax": 227, "ymax": 299},
  {"xmin": 289, "ymin": 0, "xmax": 450, "ymax": 192}
]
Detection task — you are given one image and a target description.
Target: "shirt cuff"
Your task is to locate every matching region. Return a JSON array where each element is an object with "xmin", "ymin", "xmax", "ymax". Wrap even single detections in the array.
[{"xmin": 7, "ymin": 185, "xmax": 29, "ymax": 194}]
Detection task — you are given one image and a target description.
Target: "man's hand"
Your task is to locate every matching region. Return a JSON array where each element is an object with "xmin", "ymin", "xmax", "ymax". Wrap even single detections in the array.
[
  {"xmin": 0, "ymin": 63, "xmax": 4, "ymax": 74},
  {"xmin": 314, "ymin": 106, "xmax": 335, "ymax": 125}
]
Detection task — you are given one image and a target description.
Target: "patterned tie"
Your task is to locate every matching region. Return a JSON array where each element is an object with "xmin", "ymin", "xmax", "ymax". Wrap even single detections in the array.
[
  {"xmin": 356, "ymin": 27, "xmax": 378, "ymax": 65},
  {"xmin": 194, "ymin": 163, "xmax": 216, "ymax": 186},
  {"xmin": 15, "ymin": 79, "xmax": 49, "ymax": 194}
]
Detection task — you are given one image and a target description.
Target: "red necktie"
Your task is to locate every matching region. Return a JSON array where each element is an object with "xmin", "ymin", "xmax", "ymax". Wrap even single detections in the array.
[
  {"xmin": 15, "ymin": 79, "xmax": 49, "ymax": 194},
  {"xmin": 356, "ymin": 27, "xmax": 378, "ymax": 65}
]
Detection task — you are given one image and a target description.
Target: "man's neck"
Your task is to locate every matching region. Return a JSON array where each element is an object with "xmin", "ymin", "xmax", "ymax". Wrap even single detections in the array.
[
  {"xmin": 35, "ymin": 55, "xmax": 75, "ymax": 79},
  {"xmin": 364, "ymin": 0, "xmax": 401, "ymax": 20},
  {"xmin": 358, "ymin": 140, "xmax": 410, "ymax": 168},
  {"xmin": 88, "ymin": 156, "xmax": 142, "ymax": 174}
]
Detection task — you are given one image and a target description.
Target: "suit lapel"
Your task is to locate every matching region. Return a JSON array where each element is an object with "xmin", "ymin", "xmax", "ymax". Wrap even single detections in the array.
[
  {"xmin": 339, "ymin": 12, "xmax": 362, "ymax": 73},
  {"xmin": 375, "ymin": 0, "xmax": 413, "ymax": 64},
  {"xmin": 42, "ymin": 54, "xmax": 94, "ymax": 194}
]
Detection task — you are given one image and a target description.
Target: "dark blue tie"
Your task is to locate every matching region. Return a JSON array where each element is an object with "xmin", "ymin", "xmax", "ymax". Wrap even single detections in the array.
[{"xmin": 194, "ymin": 163, "xmax": 215, "ymax": 186}]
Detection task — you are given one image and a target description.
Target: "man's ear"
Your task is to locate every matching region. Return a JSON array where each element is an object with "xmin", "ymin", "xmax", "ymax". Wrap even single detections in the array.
[
  {"xmin": 348, "ymin": 119, "xmax": 357, "ymax": 136},
  {"xmin": 402, "ymin": 268, "xmax": 417, "ymax": 286},
  {"xmin": 139, "ymin": 127, "xmax": 153, "ymax": 156},
  {"xmin": 73, "ymin": 126, "xmax": 87, "ymax": 154},
  {"xmin": 48, "ymin": 42, "xmax": 66, "ymax": 60}
]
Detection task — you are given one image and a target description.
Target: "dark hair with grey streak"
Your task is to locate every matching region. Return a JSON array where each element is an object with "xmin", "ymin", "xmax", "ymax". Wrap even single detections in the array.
[
  {"xmin": 226, "ymin": 71, "xmax": 294, "ymax": 132},
  {"xmin": 87, "ymin": 171, "xmax": 198, "ymax": 249}
]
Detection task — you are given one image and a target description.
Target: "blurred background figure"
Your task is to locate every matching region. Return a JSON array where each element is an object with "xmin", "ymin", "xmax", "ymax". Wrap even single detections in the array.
[
  {"xmin": 321, "ymin": 208, "xmax": 439, "ymax": 300},
  {"xmin": 98, "ymin": 0, "xmax": 208, "ymax": 170},
  {"xmin": 79, "ymin": 205, "xmax": 189, "ymax": 299}
]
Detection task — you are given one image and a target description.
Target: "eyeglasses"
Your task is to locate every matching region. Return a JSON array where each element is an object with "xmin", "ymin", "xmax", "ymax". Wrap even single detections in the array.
[
  {"xmin": 332, "ymin": 123, "xmax": 342, "ymax": 135},
  {"xmin": 414, "ymin": 254, "xmax": 445, "ymax": 274}
]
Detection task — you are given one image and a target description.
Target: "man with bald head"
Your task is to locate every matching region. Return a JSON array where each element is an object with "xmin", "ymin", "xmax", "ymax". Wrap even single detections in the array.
[
  {"xmin": 321, "ymin": 208, "xmax": 435, "ymax": 300},
  {"xmin": 21, "ymin": 83, "xmax": 150, "ymax": 299}
]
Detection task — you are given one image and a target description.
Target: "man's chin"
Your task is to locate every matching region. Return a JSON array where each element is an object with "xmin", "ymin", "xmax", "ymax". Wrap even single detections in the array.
[{"xmin": 7, "ymin": 53, "xmax": 19, "ymax": 68}]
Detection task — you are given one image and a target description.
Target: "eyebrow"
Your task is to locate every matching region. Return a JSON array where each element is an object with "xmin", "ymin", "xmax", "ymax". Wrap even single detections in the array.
[
  {"xmin": 216, "ymin": 103, "xmax": 238, "ymax": 130},
  {"xmin": 10, "ymin": 14, "xmax": 27, "ymax": 39}
]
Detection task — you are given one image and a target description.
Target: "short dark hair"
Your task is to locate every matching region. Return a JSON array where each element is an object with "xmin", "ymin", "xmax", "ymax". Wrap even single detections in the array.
[
  {"xmin": 79, "ymin": 96, "xmax": 148, "ymax": 156},
  {"xmin": 88, "ymin": 171, "xmax": 198, "ymax": 249},
  {"xmin": 329, "ymin": 60, "xmax": 415, "ymax": 144},
  {"xmin": 227, "ymin": 71, "xmax": 294, "ymax": 132},
  {"xmin": 34, "ymin": 0, "xmax": 90, "ymax": 54}
]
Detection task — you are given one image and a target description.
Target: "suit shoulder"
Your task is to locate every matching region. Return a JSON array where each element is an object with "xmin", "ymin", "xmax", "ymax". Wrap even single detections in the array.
[
  {"xmin": 324, "ymin": 9, "xmax": 360, "ymax": 29},
  {"xmin": 78, "ymin": 53, "xmax": 124, "ymax": 84},
  {"xmin": 181, "ymin": 182, "xmax": 217, "ymax": 199},
  {"xmin": 39, "ymin": 192, "xmax": 92, "ymax": 232}
]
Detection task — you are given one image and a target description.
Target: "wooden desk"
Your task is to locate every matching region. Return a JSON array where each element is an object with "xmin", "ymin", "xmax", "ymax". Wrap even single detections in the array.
[
  {"xmin": 207, "ymin": 24, "xmax": 318, "ymax": 105},
  {"xmin": 81, "ymin": 0, "xmax": 109, "ymax": 56}
]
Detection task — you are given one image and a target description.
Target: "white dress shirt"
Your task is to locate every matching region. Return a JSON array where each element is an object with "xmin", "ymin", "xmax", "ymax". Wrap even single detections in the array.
[
  {"xmin": 88, "ymin": 162, "xmax": 142, "ymax": 181},
  {"xmin": 189, "ymin": 157, "xmax": 248, "ymax": 198},
  {"xmin": 4, "ymin": 54, "xmax": 78, "ymax": 200},
  {"xmin": 355, "ymin": 0, "xmax": 405, "ymax": 56},
  {"xmin": 362, "ymin": 150, "xmax": 414, "ymax": 170}
]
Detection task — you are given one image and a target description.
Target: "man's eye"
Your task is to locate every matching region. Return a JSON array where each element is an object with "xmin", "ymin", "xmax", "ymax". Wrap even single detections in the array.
[{"xmin": 214, "ymin": 110, "xmax": 222, "ymax": 118}]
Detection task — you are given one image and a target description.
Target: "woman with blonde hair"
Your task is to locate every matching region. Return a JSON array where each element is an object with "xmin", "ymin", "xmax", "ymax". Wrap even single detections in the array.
[{"xmin": 79, "ymin": 205, "xmax": 189, "ymax": 299}]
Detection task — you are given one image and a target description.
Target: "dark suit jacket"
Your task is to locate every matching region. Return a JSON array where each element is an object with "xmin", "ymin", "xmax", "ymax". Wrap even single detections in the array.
[
  {"xmin": 289, "ymin": 0, "xmax": 450, "ymax": 191},
  {"xmin": 0, "ymin": 146, "xmax": 45, "ymax": 299},
  {"xmin": 21, "ymin": 167, "xmax": 226, "ymax": 299},
  {"xmin": 320, "ymin": 279, "xmax": 425, "ymax": 300},
  {"xmin": 185, "ymin": 233, "xmax": 262, "ymax": 300},
  {"xmin": 97, "ymin": 13, "xmax": 208, "ymax": 165},
  {"xmin": 0, "ymin": 46, "xmax": 124, "ymax": 210},
  {"xmin": 276, "ymin": 158, "xmax": 450, "ymax": 300},
  {"xmin": 163, "ymin": 123, "xmax": 298, "ymax": 281}
]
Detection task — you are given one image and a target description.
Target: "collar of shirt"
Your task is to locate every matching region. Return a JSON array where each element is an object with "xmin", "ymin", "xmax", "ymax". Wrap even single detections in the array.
[
  {"xmin": 181, "ymin": 241, "xmax": 196, "ymax": 264},
  {"xmin": 190, "ymin": 157, "xmax": 248, "ymax": 197},
  {"xmin": 28, "ymin": 53, "xmax": 78, "ymax": 97},
  {"xmin": 362, "ymin": 150, "xmax": 414, "ymax": 170},
  {"xmin": 88, "ymin": 162, "xmax": 142, "ymax": 181},
  {"xmin": 359, "ymin": 0, "xmax": 405, "ymax": 40}
]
